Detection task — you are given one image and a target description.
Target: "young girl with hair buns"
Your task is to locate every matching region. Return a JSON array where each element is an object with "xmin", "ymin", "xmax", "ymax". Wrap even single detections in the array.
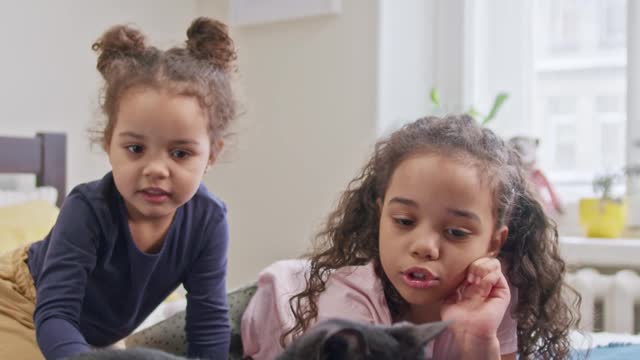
[{"xmin": 0, "ymin": 17, "xmax": 238, "ymax": 360}]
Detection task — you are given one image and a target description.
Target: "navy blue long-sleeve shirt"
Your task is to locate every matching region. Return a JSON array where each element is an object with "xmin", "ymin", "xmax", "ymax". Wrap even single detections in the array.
[{"xmin": 27, "ymin": 172, "xmax": 230, "ymax": 359}]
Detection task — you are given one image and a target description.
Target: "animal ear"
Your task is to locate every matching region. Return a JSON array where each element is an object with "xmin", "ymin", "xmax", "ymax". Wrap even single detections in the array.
[
  {"xmin": 322, "ymin": 328, "xmax": 367, "ymax": 359},
  {"xmin": 388, "ymin": 321, "xmax": 449, "ymax": 346}
]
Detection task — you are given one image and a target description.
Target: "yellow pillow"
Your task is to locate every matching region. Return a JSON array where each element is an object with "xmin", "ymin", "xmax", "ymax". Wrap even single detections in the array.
[{"xmin": 0, "ymin": 200, "xmax": 59, "ymax": 253}]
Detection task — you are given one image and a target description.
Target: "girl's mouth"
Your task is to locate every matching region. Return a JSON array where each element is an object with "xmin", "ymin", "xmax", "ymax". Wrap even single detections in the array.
[
  {"xmin": 140, "ymin": 187, "xmax": 170, "ymax": 203},
  {"xmin": 401, "ymin": 267, "xmax": 440, "ymax": 289}
]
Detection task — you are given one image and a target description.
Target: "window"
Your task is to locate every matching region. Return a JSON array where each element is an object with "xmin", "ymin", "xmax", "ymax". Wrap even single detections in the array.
[
  {"xmin": 534, "ymin": 0, "xmax": 627, "ymax": 183},
  {"xmin": 600, "ymin": 0, "xmax": 626, "ymax": 49},
  {"xmin": 548, "ymin": 0, "xmax": 580, "ymax": 54},
  {"xmin": 383, "ymin": 0, "xmax": 632, "ymax": 198}
]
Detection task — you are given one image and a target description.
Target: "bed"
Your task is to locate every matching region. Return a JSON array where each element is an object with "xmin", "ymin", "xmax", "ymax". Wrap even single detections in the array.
[
  {"xmin": 2, "ymin": 132, "xmax": 640, "ymax": 358},
  {"xmin": 0, "ymin": 132, "xmax": 66, "ymax": 206},
  {"xmin": 0, "ymin": 132, "xmax": 67, "ymax": 254}
]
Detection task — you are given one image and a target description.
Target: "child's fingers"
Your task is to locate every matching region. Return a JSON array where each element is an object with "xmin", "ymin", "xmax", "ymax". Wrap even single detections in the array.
[
  {"xmin": 479, "ymin": 267, "xmax": 510, "ymax": 302},
  {"xmin": 477, "ymin": 270, "xmax": 501, "ymax": 297},
  {"xmin": 461, "ymin": 271, "xmax": 495, "ymax": 299},
  {"xmin": 466, "ymin": 258, "xmax": 498, "ymax": 283},
  {"xmin": 461, "ymin": 268, "xmax": 505, "ymax": 301},
  {"xmin": 466, "ymin": 257, "xmax": 501, "ymax": 284},
  {"xmin": 487, "ymin": 269, "xmax": 510, "ymax": 300}
]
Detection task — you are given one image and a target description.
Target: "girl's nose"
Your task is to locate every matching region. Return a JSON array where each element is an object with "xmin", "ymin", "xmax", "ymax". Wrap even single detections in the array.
[
  {"xmin": 142, "ymin": 157, "xmax": 170, "ymax": 179},
  {"xmin": 410, "ymin": 235, "xmax": 439, "ymax": 261}
]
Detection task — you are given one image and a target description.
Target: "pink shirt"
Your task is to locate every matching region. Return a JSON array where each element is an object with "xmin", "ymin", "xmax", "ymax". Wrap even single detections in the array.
[{"xmin": 241, "ymin": 260, "xmax": 518, "ymax": 359}]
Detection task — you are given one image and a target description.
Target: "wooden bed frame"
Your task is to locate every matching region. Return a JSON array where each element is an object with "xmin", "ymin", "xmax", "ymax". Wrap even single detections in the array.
[{"xmin": 0, "ymin": 132, "xmax": 66, "ymax": 206}]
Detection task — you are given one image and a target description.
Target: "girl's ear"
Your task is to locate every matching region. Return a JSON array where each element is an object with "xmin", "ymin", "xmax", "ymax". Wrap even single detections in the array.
[
  {"xmin": 488, "ymin": 225, "xmax": 508, "ymax": 257},
  {"xmin": 207, "ymin": 140, "xmax": 225, "ymax": 169}
]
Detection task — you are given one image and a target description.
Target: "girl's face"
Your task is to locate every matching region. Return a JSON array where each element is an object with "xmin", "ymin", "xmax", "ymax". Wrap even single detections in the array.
[
  {"xmin": 107, "ymin": 86, "xmax": 219, "ymax": 223},
  {"xmin": 378, "ymin": 153, "xmax": 507, "ymax": 314}
]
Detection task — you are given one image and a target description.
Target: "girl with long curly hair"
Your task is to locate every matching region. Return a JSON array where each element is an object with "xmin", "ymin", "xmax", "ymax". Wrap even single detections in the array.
[{"xmin": 241, "ymin": 115, "xmax": 580, "ymax": 359}]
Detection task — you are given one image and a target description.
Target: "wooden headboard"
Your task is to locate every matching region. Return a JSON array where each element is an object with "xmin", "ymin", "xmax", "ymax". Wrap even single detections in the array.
[{"xmin": 0, "ymin": 133, "xmax": 66, "ymax": 207}]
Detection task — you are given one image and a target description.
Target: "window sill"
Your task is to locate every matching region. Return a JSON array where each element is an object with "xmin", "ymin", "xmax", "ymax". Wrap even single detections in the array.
[{"xmin": 560, "ymin": 235, "xmax": 640, "ymax": 269}]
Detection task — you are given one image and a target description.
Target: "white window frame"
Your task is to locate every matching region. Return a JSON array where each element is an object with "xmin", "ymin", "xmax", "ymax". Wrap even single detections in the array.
[
  {"xmin": 626, "ymin": 0, "xmax": 640, "ymax": 226},
  {"xmin": 461, "ymin": 0, "xmax": 638, "ymax": 205}
]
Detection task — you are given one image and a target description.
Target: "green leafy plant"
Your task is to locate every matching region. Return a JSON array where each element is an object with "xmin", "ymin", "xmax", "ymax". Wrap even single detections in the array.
[
  {"xmin": 593, "ymin": 173, "xmax": 618, "ymax": 201},
  {"xmin": 429, "ymin": 88, "xmax": 509, "ymax": 125},
  {"xmin": 593, "ymin": 165, "xmax": 640, "ymax": 202}
]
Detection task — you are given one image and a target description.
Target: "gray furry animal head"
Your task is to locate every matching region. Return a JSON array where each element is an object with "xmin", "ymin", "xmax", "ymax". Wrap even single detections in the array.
[{"xmin": 276, "ymin": 318, "xmax": 448, "ymax": 360}]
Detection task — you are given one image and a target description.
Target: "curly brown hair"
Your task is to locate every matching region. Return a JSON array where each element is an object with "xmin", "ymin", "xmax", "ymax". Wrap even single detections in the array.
[
  {"xmin": 91, "ymin": 17, "xmax": 237, "ymax": 151},
  {"xmin": 284, "ymin": 115, "xmax": 581, "ymax": 359}
]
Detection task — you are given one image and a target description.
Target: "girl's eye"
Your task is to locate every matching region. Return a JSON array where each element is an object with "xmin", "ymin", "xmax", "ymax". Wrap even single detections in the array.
[
  {"xmin": 393, "ymin": 218, "xmax": 415, "ymax": 227},
  {"xmin": 171, "ymin": 149, "xmax": 190, "ymax": 159},
  {"xmin": 126, "ymin": 144, "xmax": 143, "ymax": 154},
  {"xmin": 446, "ymin": 228, "xmax": 470, "ymax": 239}
]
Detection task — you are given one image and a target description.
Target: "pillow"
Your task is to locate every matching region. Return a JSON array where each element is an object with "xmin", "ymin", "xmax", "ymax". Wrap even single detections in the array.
[
  {"xmin": 0, "ymin": 186, "xmax": 58, "ymax": 207},
  {"xmin": 0, "ymin": 200, "xmax": 59, "ymax": 253},
  {"xmin": 571, "ymin": 344, "xmax": 640, "ymax": 359},
  {"xmin": 125, "ymin": 283, "xmax": 258, "ymax": 359}
]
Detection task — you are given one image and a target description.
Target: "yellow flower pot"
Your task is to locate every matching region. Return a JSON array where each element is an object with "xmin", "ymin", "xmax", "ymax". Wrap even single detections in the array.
[{"xmin": 579, "ymin": 198, "xmax": 627, "ymax": 238}]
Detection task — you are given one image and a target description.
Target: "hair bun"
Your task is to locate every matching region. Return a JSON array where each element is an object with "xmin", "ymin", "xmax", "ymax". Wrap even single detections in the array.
[
  {"xmin": 186, "ymin": 17, "xmax": 236, "ymax": 72},
  {"xmin": 92, "ymin": 25, "xmax": 146, "ymax": 77}
]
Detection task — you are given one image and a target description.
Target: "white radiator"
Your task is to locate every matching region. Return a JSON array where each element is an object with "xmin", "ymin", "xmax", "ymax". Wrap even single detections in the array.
[{"xmin": 567, "ymin": 268, "xmax": 640, "ymax": 333}]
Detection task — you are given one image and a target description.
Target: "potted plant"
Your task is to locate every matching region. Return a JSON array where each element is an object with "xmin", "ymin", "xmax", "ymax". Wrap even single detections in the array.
[
  {"xmin": 429, "ymin": 88, "xmax": 509, "ymax": 125},
  {"xmin": 579, "ymin": 166, "xmax": 640, "ymax": 238}
]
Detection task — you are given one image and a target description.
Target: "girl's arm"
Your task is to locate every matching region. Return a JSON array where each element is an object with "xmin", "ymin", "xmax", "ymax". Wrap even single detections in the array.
[
  {"xmin": 453, "ymin": 332, "xmax": 501, "ymax": 360},
  {"xmin": 241, "ymin": 261, "xmax": 388, "ymax": 360},
  {"xmin": 183, "ymin": 212, "xmax": 230, "ymax": 360},
  {"xmin": 33, "ymin": 194, "xmax": 99, "ymax": 359}
]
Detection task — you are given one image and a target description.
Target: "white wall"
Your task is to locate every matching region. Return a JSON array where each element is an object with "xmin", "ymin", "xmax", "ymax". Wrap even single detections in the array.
[
  {"xmin": 0, "ymin": 1, "xmax": 203, "ymax": 188},
  {"xmin": 0, "ymin": 0, "xmax": 382, "ymax": 289},
  {"xmin": 378, "ymin": 0, "xmax": 433, "ymax": 135},
  {"xmin": 200, "ymin": 0, "xmax": 380, "ymax": 287}
]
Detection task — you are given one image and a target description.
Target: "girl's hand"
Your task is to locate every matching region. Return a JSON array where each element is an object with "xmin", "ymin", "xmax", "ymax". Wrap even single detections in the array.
[{"xmin": 440, "ymin": 257, "xmax": 510, "ymax": 357}]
